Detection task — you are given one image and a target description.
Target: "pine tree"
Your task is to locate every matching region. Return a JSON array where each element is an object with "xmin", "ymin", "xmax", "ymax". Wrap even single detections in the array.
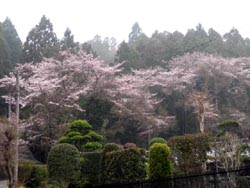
[
  {"xmin": 88, "ymin": 35, "xmax": 117, "ymax": 64},
  {"xmin": 21, "ymin": 15, "xmax": 59, "ymax": 63},
  {"xmin": 223, "ymin": 28, "xmax": 247, "ymax": 57},
  {"xmin": 2, "ymin": 17, "xmax": 22, "ymax": 66},
  {"xmin": 0, "ymin": 24, "xmax": 11, "ymax": 77},
  {"xmin": 115, "ymin": 41, "xmax": 140, "ymax": 71},
  {"xmin": 60, "ymin": 28, "xmax": 79, "ymax": 53},
  {"xmin": 128, "ymin": 22, "xmax": 143, "ymax": 43},
  {"xmin": 206, "ymin": 28, "xmax": 225, "ymax": 55}
]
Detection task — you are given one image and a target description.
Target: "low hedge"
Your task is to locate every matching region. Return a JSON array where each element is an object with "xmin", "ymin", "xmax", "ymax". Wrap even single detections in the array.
[
  {"xmin": 18, "ymin": 160, "xmax": 48, "ymax": 188},
  {"xmin": 102, "ymin": 148, "xmax": 146, "ymax": 184},
  {"xmin": 80, "ymin": 151, "xmax": 102, "ymax": 185}
]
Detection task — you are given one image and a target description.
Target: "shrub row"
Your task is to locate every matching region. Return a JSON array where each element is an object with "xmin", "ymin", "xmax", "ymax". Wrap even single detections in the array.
[
  {"xmin": 80, "ymin": 152, "xmax": 102, "ymax": 185},
  {"xmin": 102, "ymin": 148, "xmax": 146, "ymax": 184},
  {"xmin": 18, "ymin": 160, "xmax": 47, "ymax": 188},
  {"xmin": 168, "ymin": 133, "xmax": 210, "ymax": 175}
]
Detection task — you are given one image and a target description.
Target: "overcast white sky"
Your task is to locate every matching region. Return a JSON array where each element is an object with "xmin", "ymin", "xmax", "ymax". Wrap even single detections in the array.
[{"xmin": 1, "ymin": 0, "xmax": 250, "ymax": 43}]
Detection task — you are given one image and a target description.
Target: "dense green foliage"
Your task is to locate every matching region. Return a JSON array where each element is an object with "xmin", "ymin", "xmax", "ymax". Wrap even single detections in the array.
[
  {"xmin": 168, "ymin": 133, "xmax": 210, "ymax": 175},
  {"xmin": 59, "ymin": 119, "xmax": 104, "ymax": 151},
  {"xmin": 149, "ymin": 137, "xmax": 167, "ymax": 146},
  {"xmin": 115, "ymin": 23, "xmax": 250, "ymax": 71},
  {"xmin": 60, "ymin": 28, "xmax": 80, "ymax": 53},
  {"xmin": 102, "ymin": 148, "xmax": 146, "ymax": 184},
  {"xmin": 217, "ymin": 119, "xmax": 242, "ymax": 137},
  {"xmin": 82, "ymin": 97, "xmax": 114, "ymax": 132},
  {"xmin": 2, "ymin": 18, "xmax": 22, "ymax": 66},
  {"xmin": 21, "ymin": 15, "xmax": 59, "ymax": 63},
  {"xmin": 47, "ymin": 143, "xmax": 80, "ymax": 188},
  {"xmin": 103, "ymin": 143, "xmax": 121, "ymax": 154},
  {"xmin": 19, "ymin": 160, "xmax": 48, "ymax": 188},
  {"xmin": 0, "ymin": 24, "xmax": 11, "ymax": 77},
  {"xmin": 148, "ymin": 143, "xmax": 173, "ymax": 179},
  {"xmin": 80, "ymin": 152, "xmax": 102, "ymax": 185}
]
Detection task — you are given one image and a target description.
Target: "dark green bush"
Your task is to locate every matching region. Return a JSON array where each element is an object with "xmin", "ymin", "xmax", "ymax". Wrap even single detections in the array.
[
  {"xmin": 237, "ymin": 176, "xmax": 250, "ymax": 188},
  {"xmin": 148, "ymin": 143, "xmax": 172, "ymax": 179},
  {"xmin": 18, "ymin": 160, "xmax": 47, "ymax": 188},
  {"xmin": 149, "ymin": 137, "xmax": 167, "ymax": 146},
  {"xmin": 102, "ymin": 148, "xmax": 146, "ymax": 184},
  {"xmin": 80, "ymin": 151, "xmax": 102, "ymax": 185},
  {"xmin": 47, "ymin": 143, "xmax": 80, "ymax": 188},
  {"xmin": 103, "ymin": 143, "xmax": 121, "ymax": 154},
  {"xmin": 84, "ymin": 142, "xmax": 102, "ymax": 151},
  {"xmin": 59, "ymin": 119, "xmax": 104, "ymax": 152},
  {"xmin": 218, "ymin": 119, "xmax": 242, "ymax": 137},
  {"xmin": 168, "ymin": 133, "xmax": 210, "ymax": 175}
]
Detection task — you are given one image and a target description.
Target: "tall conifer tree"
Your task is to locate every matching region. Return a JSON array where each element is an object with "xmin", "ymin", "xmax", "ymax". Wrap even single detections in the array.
[{"xmin": 22, "ymin": 15, "xmax": 59, "ymax": 63}]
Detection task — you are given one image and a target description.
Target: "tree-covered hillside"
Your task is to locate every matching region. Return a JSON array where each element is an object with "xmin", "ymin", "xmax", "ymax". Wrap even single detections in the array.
[{"xmin": 1, "ymin": 16, "xmax": 250, "ymax": 162}]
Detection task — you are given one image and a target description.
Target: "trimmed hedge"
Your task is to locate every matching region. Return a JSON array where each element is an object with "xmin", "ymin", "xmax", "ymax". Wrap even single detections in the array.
[
  {"xmin": 168, "ymin": 133, "xmax": 210, "ymax": 175},
  {"xmin": 18, "ymin": 160, "xmax": 47, "ymax": 188},
  {"xmin": 47, "ymin": 143, "xmax": 80, "ymax": 187},
  {"xmin": 148, "ymin": 143, "xmax": 172, "ymax": 179},
  {"xmin": 218, "ymin": 119, "xmax": 242, "ymax": 137},
  {"xmin": 59, "ymin": 119, "xmax": 104, "ymax": 152},
  {"xmin": 103, "ymin": 143, "xmax": 121, "ymax": 155},
  {"xmin": 102, "ymin": 148, "xmax": 146, "ymax": 184},
  {"xmin": 80, "ymin": 152, "xmax": 102, "ymax": 185},
  {"xmin": 149, "ymin": 137, "xmax": 167, "ymax": 146}
]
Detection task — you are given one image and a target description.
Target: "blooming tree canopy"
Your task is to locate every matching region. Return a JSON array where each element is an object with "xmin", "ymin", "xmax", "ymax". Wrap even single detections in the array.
[{"xmin": 2, "ymin": 51, "xmax": 250, "ymax": 143}]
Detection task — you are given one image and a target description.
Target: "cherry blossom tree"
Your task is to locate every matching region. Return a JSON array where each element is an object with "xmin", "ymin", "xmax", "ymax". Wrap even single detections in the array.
[
  {"xmin": 2, "ymin": 51, "xmax": 250, "ymax": 153},
  {"xmin": 168, "ymin": 52, "xmax": 250, "ymax": 132}
]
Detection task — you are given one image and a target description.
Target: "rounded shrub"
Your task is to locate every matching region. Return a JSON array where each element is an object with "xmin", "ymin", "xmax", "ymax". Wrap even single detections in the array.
[
  {"xmin": 148, "ymin": 143, "xmax": 173, "ymax": 179},
  {"xmin": 124, "ymin": 142, "xmax": 137, "ymax": 149},
  {"xmin": 218, "ymin": 119, "xmax": 242, "ymax": 137},
  {"xmin": 149, "ymin": 137, "xmax": 167, "ymax": 146},
  {"xmin": 103, "ymin": 143, "xmax": 120, "ymax": 154},
  {"xmin": 47, "ymin": 143, "xmax": 80, "ymax": 188}
]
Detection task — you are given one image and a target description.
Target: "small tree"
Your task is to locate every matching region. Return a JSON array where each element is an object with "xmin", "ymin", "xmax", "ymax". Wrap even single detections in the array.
[
  {"xmin": 211, "ymin": 133, "xmax": 244, "ymax": 187},
  {"xmin": 148, "ymin": 143, "xmax": 173, "ymax": 179},
  {"xmin": 59, "ymin": 119, "xmax": 104, "ymax": 152},
  {"xmin": 47, "ymin": 143, "xmax": 80, "ymax": 188}
]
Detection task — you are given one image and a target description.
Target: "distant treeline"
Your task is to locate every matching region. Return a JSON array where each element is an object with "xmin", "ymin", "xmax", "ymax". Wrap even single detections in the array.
[{"xmin": 1, "ymin": 15, "xmax": 250, "ymax": 77}]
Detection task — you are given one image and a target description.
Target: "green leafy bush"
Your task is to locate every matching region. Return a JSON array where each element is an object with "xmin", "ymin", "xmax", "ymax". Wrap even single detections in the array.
[
  {"xmin": 81, "ymin": 152, "xmax": 102, "ymax": 185},
  {"xmin": 47, "ymin": 143, "xmax": 80, "ymax": 188},
  {"xmin": 18, "ymin": 160, "xmax": 48, "ymax": 188},
  {"xmin": 148, "ymin": 143, "xmax": 172, "ymax": 179},
  {"xmin": 84, "ymin": 142, "xmax": 102, "ymax": 151},
  {"xmin": 218, "ymin": 119, "xmax": 242, "ymax": 137},
  {"xmin": 59, "ymin": 119, "xmax": 104, "ymax": 151},
  {"xmin": 103, "ymin": 143, "xmax": 121, "ymax": 154},
  {"xmin": 102, "ymin": 148, "xmax": 146, "ymax": 184},
  {"xmin": 149, "ymin": 137, "xmax": 167, "ymax": 146},
  {"xmin": 168, "ymin": 133, "xmax": 210, "ymax": 175}
]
